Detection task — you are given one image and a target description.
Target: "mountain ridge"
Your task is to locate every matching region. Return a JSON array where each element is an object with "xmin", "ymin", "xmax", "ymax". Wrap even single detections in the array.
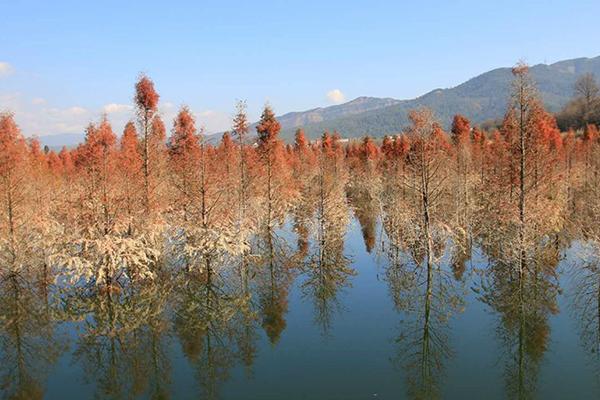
[
  {"xmin": 276, "ymin": 55, "xmax": 600, "ymax": 140},
  {"xmin": 38, "ymin": 55, "xmax": 600, "ymax": 148}
]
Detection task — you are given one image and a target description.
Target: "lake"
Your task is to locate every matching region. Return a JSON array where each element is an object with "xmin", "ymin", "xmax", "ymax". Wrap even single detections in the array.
[{"xmin": 3, "ymin": 212, "xmax": 599, "ymax": 400}]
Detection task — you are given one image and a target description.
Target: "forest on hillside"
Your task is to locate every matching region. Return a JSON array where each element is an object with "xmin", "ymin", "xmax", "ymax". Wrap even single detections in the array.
[{"xmin": 2, "ymin": 63, "xmax": 600, "ymax": 398}]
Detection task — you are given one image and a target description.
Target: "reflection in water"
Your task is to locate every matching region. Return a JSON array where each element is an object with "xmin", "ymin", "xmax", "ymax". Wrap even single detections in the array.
[
  {"xmin": 2, "ymin": 170, "xmax": 599, "ymax": 399},
  {"xmin": 350, "ymin": 190, "xmax": 379, "ymax": 254},
  {"xmin": 450, "ymin": 233, "xmax": 471, "ymax": 282},
  {"xmin": 569, "ymin": 163, "xmax": 600, "ymax": 386},
  {"xmin": 175, "ymin": 271, "xmax": 236, "ymax": 399},
  {"xmin": 0, "ymin": 203, "xmax": 597, "ymax": 399},
  {"xmin": 379, "ymin": 112, "xmax": 464, "ymax": 399},
  {"xmin": 384, "ymin": 232, "xmax": 462, "ymax": 400},
  {"xmin": 571, "ymin": 240, "xmax": 600, "ymax": 383},
  {"xmin": 0, "ymin": 274, "xmax": 62, "ymax": 400},
  {"xmin": 300, "ymin": 148, "xmax": 355, "ymax": 334},
  {"xmin": 64, "ymin": 280, "xmax": 172, "ymax": 399},
  {"xmin": 382, "ymin": 202, "xmax": 464, "ymax": 399},
  {"xmin": 172, "ymin": 246, "xmax": 250, "ymax": 399},
  {"xmin": 3, "ymin": 64, "xmax": 600, "ymax": 399},
  {"xmin": 255, "ymin": 229, "xmax": 295, "ymax": 346},
  {"xmin": 476, "ymin": 229, "xmax": 560, "ymax": 399}
]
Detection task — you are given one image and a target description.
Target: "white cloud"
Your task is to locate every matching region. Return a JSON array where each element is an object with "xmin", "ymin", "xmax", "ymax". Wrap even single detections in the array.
[
  {"xmin": 197, "ymin": 110, "xmax": 231, "ymax": 134},
  {"xmin": 326, "ymin": 89, "xmax": 345, "ymax": 104},
  {"xmin": 103, "ymin": 103, "xmax": 133, "ymax": 114},
  {"xmin": 0, "ymin": 93, "xmax": 20, "ymax": 111},
  {"xmin": 0, "ymin": 62, "xmax": 14, "ymax": 78},
  {"xmin": 63, "ymin": 106, "xmax": 88, "ymax": 116},
  {"xmin": 0, "ymin": 93, "xmax": 91, "ymax": 135},
  {"xmin": 1, "ymin": 92, "xmax": 232, "ymax": 138},
  {"xmin": 199, "ymin": 110, "xmax": 217, "ymax": 117}
]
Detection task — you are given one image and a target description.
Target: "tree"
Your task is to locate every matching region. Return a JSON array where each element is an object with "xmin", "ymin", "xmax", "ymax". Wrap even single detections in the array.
[
  {"xmin": 256, "ymin": 104, "xmax": 281, "ymax": 152},
  {"xmin": 217, "ymin": 132, "xmax": 239, "ymax": 222},
  {"xmin": 300, "ymin": 128, "xmax": 354, "ymax": 333},
  {"xmin": 118, "ymin": 122, "xmax": 143, "ymax": 235},
  {"xmin": 134, "ymin": 74, "xmax": 160, "ymax": 216},
  {"xmin": 231, "ymin": 100, "xmax": 251, "ymax": 234},
  {"xmin": 80, "ymin": 117, "xmax": 118, "ymax": 235},
  {"xmin": 255, "ymin": 104, "xmax": 293, "ymax": 232},
  {"xmin": 575, "ymin": 73, "xmax": 599, "ymax": 123},
  {"xmin": 450, "ymin": 114, "xmax": 472, "ymax": 227},
  {"xmin": 0, "ymin": 113, "xmax": 30, "ymax": 276},
  {"xmin": 169, "ymin": 106, "xmax": 201, "ymax": 222},
  {"xmin": 403, "ymin": 109, "xmax": 454, "ymax": 279},
  {"xmin": 51, "ymin": 117, "xmax": 160, "ymax": 293}
]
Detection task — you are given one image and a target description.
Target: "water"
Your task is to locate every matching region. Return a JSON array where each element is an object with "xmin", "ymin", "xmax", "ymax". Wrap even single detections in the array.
[{"xmin": 3, "ymin": 217, "xmax": 600, "ymax": 400}]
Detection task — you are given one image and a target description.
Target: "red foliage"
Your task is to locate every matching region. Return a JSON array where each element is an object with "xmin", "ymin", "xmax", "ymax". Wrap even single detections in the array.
[
  {"xmin": 76, "ymin": 118, "xmax": 117, "ymax": 176},
  {"xmin": 58, "ymin": 146, "xmax": 74, "ymax": 174},
  {"xmin": 220, "ymin": 131, "xmax": 235, "ymax": 151},
  {"xmin": 134, "ymin": 74, "xmax": 159, "ymax": 115},
  {"xmin": 47, "ymin": 151, "xmax": 62, "ymax": 174},
  {"xmin": 584, "ymin": 124, "xmax": 599, "ymax": 143},
  {"xmin": 169, "ymin": 107, "xmax": 201, "ymax": 163},
  {"xmin": 360, "ymin": 136, "xmax": 379, "ymax": 161},
  {"xmin": 29, "ymin": 138, "xmax": 46, "ymax": 166},
  {"xmin": 256, "ymin": 105, "xmax": 281, "ymax": 152},
  {"xmin": 151, "ymin": 116, "xmax": 167, "ymax": 143},
  {"xmin": 381, "ymin": 136, "xmax": 393, "ymax": 156},
  {"xmin": 321, "ymin": 131, "xmax": 333, "ymax": 156},
  {"xmin": 451, "ymin": 114, "xmax": 471, "ymax": 146},
  {"xmin": 294, "ymin": 128, "xmax": 308, "ymax": 150},
  {"xmin": 119, "ymin": 122, "xmax": 143, "ymax": 173},
  {"xmin": 432, "ymin": 123, "xmax": 452, "ymax": 153},
  {"xmin": 0, "ymin": 113, "xmax": 27, "ymax": 176}
]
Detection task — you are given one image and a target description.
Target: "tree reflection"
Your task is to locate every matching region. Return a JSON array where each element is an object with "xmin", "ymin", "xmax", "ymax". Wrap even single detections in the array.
[
  {"xmin": 381, "ymin": 201, "xmax": 462, "ymax": 398},
  {"xmin": 64, "ymin": 279, "xmax": 172, "ymax": 399},
  {"xmin": 300, "ymin": 147, "xmax": 355, "ymax": 335},
  {"xmin": 173, "ymin": 255, "xmax": 247, "ymax": 399},
  {"xmin": 0, "ymin": 274, "xmax": 62, "ymax": 400},
  {"xmin": 254, "ymin": 229, "xmax": 295, "ymax": 346},
  {"xmin": 570, "ymin": 240, "xmax": 600, "ymax": 383},
  {"xmin": 477, "ymin": 232, "xmax": 560, "ymax": 399},
  {"xmin": 385, "ymin": 233, "xmax": 462, "ymax": 399},
  {"xmin": 377, "ymin": 111, "xmax": 464, "ymax": 399},
  {"xmin": 348, "ymin": 187, "xmax": 379, "ymax": 254}
]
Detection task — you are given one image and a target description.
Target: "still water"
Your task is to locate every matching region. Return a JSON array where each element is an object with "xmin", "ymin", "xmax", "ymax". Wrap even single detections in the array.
[{"xmin": 4, "ymin": 217, "xmax": 600, "ymax": 399}]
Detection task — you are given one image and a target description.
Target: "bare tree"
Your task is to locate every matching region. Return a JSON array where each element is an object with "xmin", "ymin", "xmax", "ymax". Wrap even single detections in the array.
[{"xmin": 575, "ymin": 73, "xmax": 600, "ymax": 122}]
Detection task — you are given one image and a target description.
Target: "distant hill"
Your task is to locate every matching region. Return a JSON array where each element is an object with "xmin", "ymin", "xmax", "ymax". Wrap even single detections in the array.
[
  {"xmin": 39, "ymin": 56, "xmax": 600, "ymax": 147},
  {"xmin": 37, "ymin": 130, "xmax": 223, "ymax": 150},
  {"xmin": 275, "ymin": 56, "xmax": 600, "ymax": 140},
  {"xmin": 38, "ymin": 133, "xmax": 85, "ymax": 150}
]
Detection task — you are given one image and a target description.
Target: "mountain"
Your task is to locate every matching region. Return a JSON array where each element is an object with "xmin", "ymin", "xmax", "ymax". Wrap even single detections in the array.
[
  {"xmin": 275, "ymin": 56, "xmax": 600, "ymax": 140},
  {"xmin": 276, "ymin": 96, "xmax": 401, "ymax": 127},
  {"xmin": 242, "ymin": 96, "xmax": 401, "ymax": 141},
  {"xmin": 38, "ymin": 56, "xmax": 600, "ymax": 147}
]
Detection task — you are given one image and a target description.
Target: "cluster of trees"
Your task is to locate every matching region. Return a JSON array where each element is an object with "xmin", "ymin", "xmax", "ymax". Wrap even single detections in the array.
[
  {"xmin": 1, "ymin": 64, "xmax": 600, "ymax": 398},
  {"xmin": 374, "ymin": 64, "xmax": 600, "ymax": 399},
  {"xmin": 557, "ymin": 72, "xmax": 600, "ymax": 130}
]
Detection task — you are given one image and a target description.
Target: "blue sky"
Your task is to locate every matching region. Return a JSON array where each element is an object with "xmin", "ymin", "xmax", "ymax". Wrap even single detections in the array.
[{"xmin": 1, "ymin": 0, "xmax": 599, "ymax": 136}]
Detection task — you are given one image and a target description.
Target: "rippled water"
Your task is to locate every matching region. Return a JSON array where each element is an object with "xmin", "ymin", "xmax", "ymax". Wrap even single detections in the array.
[{"xmin": 3, "ymin": 216, "xmax": 600, "ymax": 400}]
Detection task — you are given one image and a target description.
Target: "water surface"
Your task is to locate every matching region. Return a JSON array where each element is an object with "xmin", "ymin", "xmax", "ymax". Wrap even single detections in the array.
[{"xmin": 3, "ymin": 217, "xmax": 599, "ymax": 400}]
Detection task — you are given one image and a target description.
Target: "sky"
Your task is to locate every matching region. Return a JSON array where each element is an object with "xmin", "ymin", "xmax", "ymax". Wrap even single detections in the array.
[{"xmin": 1, "ymin": 0, "xmax": 599, "ymax": 137}]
